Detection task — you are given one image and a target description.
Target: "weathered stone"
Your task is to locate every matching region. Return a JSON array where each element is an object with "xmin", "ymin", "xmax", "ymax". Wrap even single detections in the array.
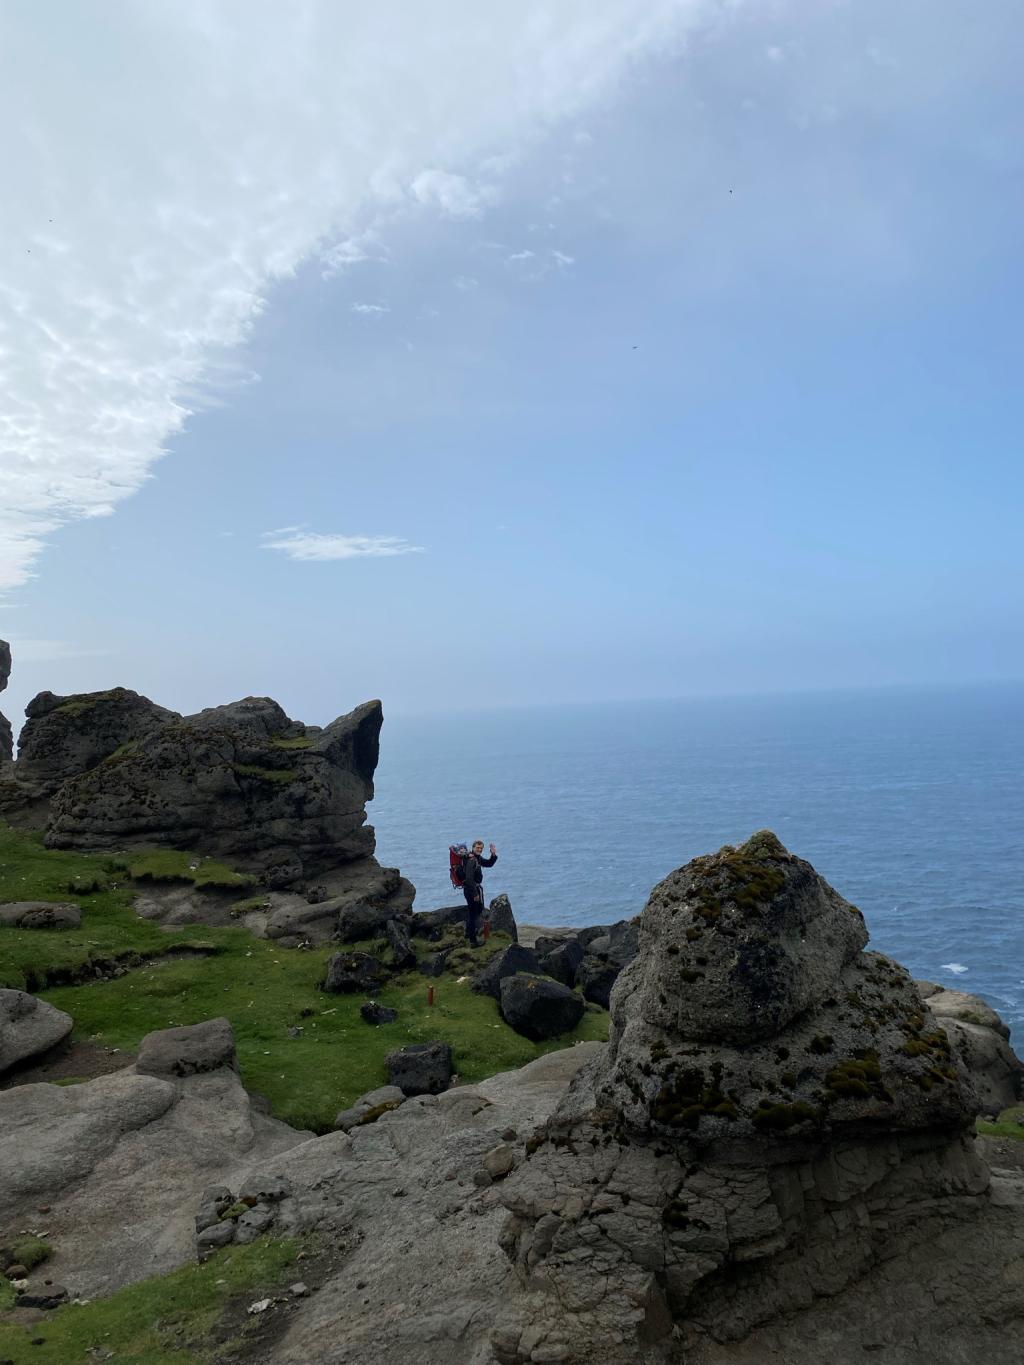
[
  {"xmin": 335, "ymin": 901, "xmax": 396, "ymax": 942},
  {"xmin": 483, "ymin": 1143, "xmax": 515, "ymax": 1179},
  {"xmin": 197, "ymin": 1221, "xmax": 235, "ymax": 1255},
  {"xmin": 17, "ymin": 1284, "xmax": 69, "ymax": 1310},
  {"xmin": 488, "ymin": 892, "xmax": 518, "ymax": 942},
  {"xmin": 409, "ymin": 904, "xmax": 469, "ymax": 939},
  {"xmin": 360, "ymin": 1001, "xmax": 398, "ymax": 1026},
  {"xmin": 471, "ymin": 944, "xmax": 541, "ymax": 1000},
  {"xmin": 576, "ymin": 955, "xmax": 620, "ymax": 1009},
  {"xmin": 322, "ymin": 952, "xmax": 386, "ymax": 995},
  {"xmin": 235, "ymin": 1205, "xmax": 275, "ymax": 1244},
  {"xmin": 417, "ymin": 950, "xmax": 450, "ymax": 978},
  {"xmin": 0, "ymin": 989, "xmax": 74, "ymax": 1074},
  {"xmin": 386, "ymin": 1041, "xmax": 453, "ymax": 1096},
  {"xmin": 0, "ymin": 901, "xmax": 81, "ymax": 930},
  {"xmin": 237, "ymin": 1172, "xmax": 292, "ymax": 1205},
  {"xmin": 385, "ymin": 917, "xmax": 416, "ymax": 970},
  {"xmin": 939, "ymin": 1017, "xmax": 1022, "ymax": 1112},
  {"xmin": 136, "ymin": 1017, "xmax": 238, "ymax": 1078},
  {"xmin": 921, "ymin": 983, "xmax": 1012, "ymax": 1040},
  {"xmin": 499, "ymin": 974, "xmax": 585, "ymax": 1041}
]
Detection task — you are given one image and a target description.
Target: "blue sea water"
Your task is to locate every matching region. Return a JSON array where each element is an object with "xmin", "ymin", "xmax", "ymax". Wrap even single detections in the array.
[{"xmin": 372, "ymin": 685, "xmax": 1024, "ymax": 1045}]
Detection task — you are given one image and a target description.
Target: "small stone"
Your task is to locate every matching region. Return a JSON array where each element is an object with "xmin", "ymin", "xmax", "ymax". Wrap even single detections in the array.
[
  {"xmin": 197, "ymin": 1222, "xmax": 235, "ymax": 1255},
  {"xmin": 472, "ymin": 1169, "xmax": 493, "ymax": 1188},
  {"xmin": 247, "ymin": 1298, "xmax": 272, "ymax": 1315},
  {"xmin": 391, "ymin": 1187, "xmax": 406, "ymax": 1198},
  {"xmin": 235, "ymin": 1206, "xmax": 275, "ymax": 1245},
  {"xmin": 501, "ymin": 1128, "xmax": 517, "ymax": 1141},
  {"xmin": 5, "ymin": 1264, "xmax": 28, "ymax": 1280},
  {"xmin": 289, "ymin": 1282, "xmax": 310, "ymax": 1297},
  {"xmin": 483, "ymin": 1143, "xmax": 515, "ymax": 1180}
]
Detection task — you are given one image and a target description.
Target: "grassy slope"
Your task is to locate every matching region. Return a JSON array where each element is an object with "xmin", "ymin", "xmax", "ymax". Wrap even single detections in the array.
[
  {"xmin": 0, "ymin": 821, "xmax": 608, "ymax": 1131},
  {"xmin": 0, "ymin": 1238, "xmax": 299, "ymax": 1363}
]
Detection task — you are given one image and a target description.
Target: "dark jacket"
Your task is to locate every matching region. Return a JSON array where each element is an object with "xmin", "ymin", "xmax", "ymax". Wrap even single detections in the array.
[{"xmin": 464, "ymin": 850, "xmax": 497, "ymax": 895}]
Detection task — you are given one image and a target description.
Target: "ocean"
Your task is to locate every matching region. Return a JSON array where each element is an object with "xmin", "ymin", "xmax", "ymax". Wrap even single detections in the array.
[{"xmin": 372, "ymin": 684, "xmax": 1024, "ymax": 1045}]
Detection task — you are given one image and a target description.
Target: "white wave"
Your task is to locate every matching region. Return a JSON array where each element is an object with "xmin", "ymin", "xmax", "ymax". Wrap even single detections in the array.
[{"xmin": 941, "ymin": 962, "xmax": 969, "ymax": 975}]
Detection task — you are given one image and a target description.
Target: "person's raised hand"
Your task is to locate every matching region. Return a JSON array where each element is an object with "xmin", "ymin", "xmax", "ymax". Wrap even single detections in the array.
[{"xmin": 489, "ymin": 843, "xmax": 497, "ymax": 856}]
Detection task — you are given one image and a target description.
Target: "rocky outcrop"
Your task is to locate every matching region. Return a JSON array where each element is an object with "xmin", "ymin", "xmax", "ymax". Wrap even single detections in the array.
[
  {"xmin": 0, "ymin": 989, "xmax": 74, "ymax": 1074},
  {"xmin": 1, "ymin": 683, "xmax": 413, "ymax": 900},
  {"xmin": 0, "ymin": 637, "xmax": 11, "ymax": 763},
  {"xmin": 485, "ymin": 832, "xmax": 1024, "ymax": 1363},
  {"xmin": 0, "ymin": 901, "xmax": 82, "ymax": 930}
]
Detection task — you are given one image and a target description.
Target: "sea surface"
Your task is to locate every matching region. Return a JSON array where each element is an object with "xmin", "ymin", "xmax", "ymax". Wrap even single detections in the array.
[{"xmin": 372, "ymin": 685, "xmax": 1024, "ymax": 1045}]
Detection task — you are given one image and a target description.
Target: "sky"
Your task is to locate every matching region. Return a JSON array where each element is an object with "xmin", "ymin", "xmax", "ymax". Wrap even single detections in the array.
[{"xmin": 1, "ymin": 0, "xmax": 1022, "ymax": 732}]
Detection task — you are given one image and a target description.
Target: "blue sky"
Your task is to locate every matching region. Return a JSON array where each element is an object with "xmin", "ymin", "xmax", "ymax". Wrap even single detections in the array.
[{"xmin": 1, "ymin": 1, "xmax": 1022, "ymax": 728}]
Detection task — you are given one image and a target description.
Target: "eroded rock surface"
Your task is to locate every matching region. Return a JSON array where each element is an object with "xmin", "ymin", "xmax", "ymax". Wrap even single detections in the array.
[{"xmin": 0, "ymin": 988, "xmax": 73, "ymax": 1074}]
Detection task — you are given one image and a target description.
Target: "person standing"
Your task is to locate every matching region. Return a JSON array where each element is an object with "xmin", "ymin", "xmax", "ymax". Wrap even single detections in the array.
[{"xmin": 463, "ymin": 840, "xmax": 497, "ymax": 947}]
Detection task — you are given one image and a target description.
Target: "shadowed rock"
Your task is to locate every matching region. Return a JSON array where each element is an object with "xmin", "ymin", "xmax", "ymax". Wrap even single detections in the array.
[
  {"xmin": 499, "ymin": 974, "xmax": 585, "ymax": 1041},
  {"xmin": 0, "ymin": 989, "xmax": 74, "ymax": 1075},
  {"xmin": 136, "ymin": 1017, "xmax": 238, "ymax": 1078}
]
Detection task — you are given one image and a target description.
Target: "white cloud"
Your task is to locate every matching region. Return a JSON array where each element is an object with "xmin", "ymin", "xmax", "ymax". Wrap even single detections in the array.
[
  {"xmin": 507, "ymin": 249, "xmax": 536, "ymax": 263},
  {"xmin": 0, "ymin": 0, "xmax": 708, "ymax": 593},
  {"xmin": 4, "ymin": 638, "xmax": 112, "ymax": 663},
  {"xmin": 262, "ymin": 528, "xmax": 425, "ymax": 561},
  {"xmin": 351, "ymin": 302, "xmax": 389, "ymax": 316}
]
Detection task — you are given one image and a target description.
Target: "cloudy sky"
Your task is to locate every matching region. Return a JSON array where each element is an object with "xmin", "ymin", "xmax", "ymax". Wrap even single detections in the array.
[{"xmin": 1, "ymin": 0, "xmax": 1021, "ymax": 728}]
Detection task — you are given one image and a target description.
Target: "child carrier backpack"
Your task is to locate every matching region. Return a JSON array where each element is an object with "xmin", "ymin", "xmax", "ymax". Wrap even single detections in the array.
[{"xmin": 449, "ymin": 843, "xmax": 469, "ymax": 890}]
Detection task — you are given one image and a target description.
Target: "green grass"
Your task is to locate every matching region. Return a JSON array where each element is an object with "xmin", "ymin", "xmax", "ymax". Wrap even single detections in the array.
[
  {"xmin": 128, "ymin": 849, "xmax": 255, "ymax": 890},
  {"xmin": 977, "ymin": 1105, "xmax": 1024, "ymax": 1140},
  {"xmin": 0, "ymin": 1237, "xmax": 299, "ymax": 1363},
  {"xmin": 1, "ymin": 821, "xmax": 609, "ymax": 1132},
  {"xmin": 269, "ymin": 736, "xmax": 313, "ymax": 750},
  {"xmin": 5, "ymin": 1235, "xmax": 52, "ymax": 1272}
]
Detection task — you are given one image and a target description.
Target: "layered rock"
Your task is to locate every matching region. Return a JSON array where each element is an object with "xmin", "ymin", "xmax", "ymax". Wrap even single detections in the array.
[
  {"xmin": 0, "ymin": 637, "xmax": 11, "ymax": 763},
  {"xmin": 489, "ymin": 832, "xmax": 1024, "ymax": 1363},
  {"xmin": 2, "ymin": 684, "xmax": 412, "ymax": 898}
]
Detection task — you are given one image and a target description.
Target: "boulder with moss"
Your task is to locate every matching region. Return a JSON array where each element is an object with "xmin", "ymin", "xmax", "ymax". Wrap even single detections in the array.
[{"xmin": 484, "ymin": 832, "xmax": 1024, "ymax": 1364}]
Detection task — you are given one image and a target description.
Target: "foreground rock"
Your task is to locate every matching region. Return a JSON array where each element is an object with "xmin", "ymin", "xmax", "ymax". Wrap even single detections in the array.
[
  {"xmin": 0, "ymin": 989, "xmax": 73, "ymax": 1075},
  {"xmin": 0, "ymin": 1018, "xmax": 308, "ymax": 1298},
  {"xmin": 1, "ymin": 685, "xmax": 415, "ymax": 907},
  {"xmin": 486, "ymin": 832, "xmax": 1024, "ymax": 1363},
  {"xmin": 0, "ymin": 901, "xmax": 81, "ymax": 930},
  {"xmin": 386, "ymin": 1041, "xmax": 453, "ymax": 1096}
]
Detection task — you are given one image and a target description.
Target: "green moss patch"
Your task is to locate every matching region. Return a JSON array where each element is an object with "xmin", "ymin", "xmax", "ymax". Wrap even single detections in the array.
[
  {"xmin": 2, "ymin": 1234, "xmax": 53, "ymax": 1272},
  {"xmin": 269, "ymin": 736, "xmax": 313, "ymax": 750}
]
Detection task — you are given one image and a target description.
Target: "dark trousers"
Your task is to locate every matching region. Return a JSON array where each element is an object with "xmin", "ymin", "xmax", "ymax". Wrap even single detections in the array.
[{"xmin": 464, "ymin": 887, "xmax": 484, "ymax": 945}]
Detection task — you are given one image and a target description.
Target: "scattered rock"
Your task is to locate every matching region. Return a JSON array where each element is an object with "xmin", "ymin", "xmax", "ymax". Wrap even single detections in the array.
[
  {"xmin": 135, "ymin": 1017, "xmax": 238, "ymax": 1078},
  {"xmin": 471, "ymin": 944, "xmax": 541, "ymax": 1000},
  {"xmin": 289, "ymin": 1281, "xmax": 309, "ymax": 1297},
  {"xmin": 386, "ymin": 1041, "xmax": 454, "ymax": 1096},
  {"xmin": 359, "ymin": 1001, "xmax": 398, "ymax": 1026},
  {"xmin": 417, "ymin": 950, "xmax": 450, "ymax": 978},
  {"xmin": 197, "ymin": 1222, "xmax": 235, "ymax": 1256},
  {"xmin": 16, "ymin": 1285, "xmax": 68, "ymax": 1311},
  {"xmin": 483, "ymin": 1143, "xmax": 515, "ymax": 1180},
  {"xmin": 499, "ymin": 974, "xmax": 585, "ymax": 1041},
  {"xmin": 0, "ymin": 989, "xmax": 74, "ymax": 1076},
  {"xmin": 322, "ymin": 952, "xmax": 386, "ymax": 995},
  {"xmin": 385, "ymin": 916, "xmax": 416, "ymax": 970},
  {"xmin": 235, "ymin": 1205, "xmax": 275, "ymax": 1244}
]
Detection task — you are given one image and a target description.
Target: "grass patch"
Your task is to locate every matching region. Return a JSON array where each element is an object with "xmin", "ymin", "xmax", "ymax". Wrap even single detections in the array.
[
  {"xmin": 977, "ymin": 1105, "xmax": 1024, "ymax": 1141},
  {"xmin": 128, "ymin": 850, "xmax": 255, "ymax": 890},
  {"xmin": 269, "ymin": 736, "xmax": 312, "ymax": 750},
  {"xmin": 0, "ymin": 1237, "xmax": 299, "ymax": 1363},
  {"xmin": 5, "ymin": 1234, "xmax": 53, "ymax": 1271},
  {"xmin": 2, "ymin": 821, "xmax": 608, "ymax": 1132}
]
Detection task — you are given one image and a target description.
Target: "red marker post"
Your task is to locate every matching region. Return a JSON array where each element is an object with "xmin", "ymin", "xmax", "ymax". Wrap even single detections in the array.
[{"xmin": 427, "ymin": 986, "xmax": 435, "ymax": 1007}]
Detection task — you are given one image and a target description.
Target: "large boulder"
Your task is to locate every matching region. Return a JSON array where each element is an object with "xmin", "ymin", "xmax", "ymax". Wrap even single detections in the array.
[
  {"xmin": 386, "ymin": 1041, "xmax": 453, "ymax": 1096},
  {"xmin": 489, "ymin": 832, "xmax": 1002, "ymax": 1362},
  {"xmin": 471, "ymin": 944, "xmax": 541, "ymax": 1000},
  {"xmin": 410, "ymin": 904, "xmax": 469, "ymax": 939},
  {"xmin": 0, "ymin": 989, "xmax": 74, "ymax": 1074},
  {"xmin": 536, "ymin": 937, "xmax": 583, "ymax": 987},
  {"xmin": 0, "ymin": 637, "xmax": 11, "ymax": 763},
  {"xmin": 499, "ymin": 974, "xmax": 584, "ymax": 1041},
  {"xmin": 488, "ymin": 893, "xmax": 518, "ymax": 942}
]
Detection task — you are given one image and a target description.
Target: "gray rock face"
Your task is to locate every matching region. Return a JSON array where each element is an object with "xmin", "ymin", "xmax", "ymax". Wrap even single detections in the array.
[
  {"xmin": 136, "ymin": 1018, "xmax": 238, "ymax": 1078},
  {"xmin": 386, "ymin": 1041, "xmax": 453, "ymax": 1096},
  {"xmin": 499, "ymin": 974, "xmax": 585, "ymax": 1042},
  {"xmin": 536, "ymin": 937, "xmax": 583, "ymax": 987},
  {"xmin": 334, "ymin": 1084, "xmax": 407, "ymax": 1131},
  {"xmin": 0, "ymin": 900, "xmax": 81, "ymax": 930},
  {"xmin": 0, "ymin": 637, "xmax": 11, "ymax": 763},
  {"xmin": 471, "ymin": 944, "xmax": 541, "ymax": 1000},
  {"xmin": 385, "ymin": 916, "xmax": 416, "ymax": 970},
  {"xmin": 486, "ymin": 832, "xmax": 1008, "ymax": 1363},
  {"xmin": 0, "ymin": 988, "xmax": 74, "ymax": 1074},
  {"xmin": 2, "ymin": 687, "xmax": 406, "ymax": 895}
]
